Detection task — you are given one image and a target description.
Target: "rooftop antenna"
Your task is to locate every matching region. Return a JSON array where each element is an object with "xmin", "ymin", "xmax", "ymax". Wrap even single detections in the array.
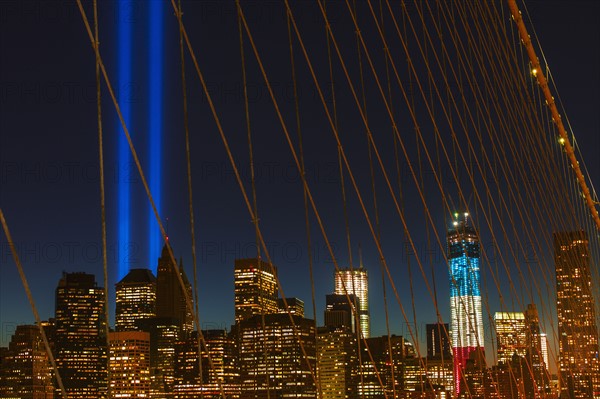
[
  {"xmin": 465, "ymin": 193, "xmax": 473, "ymax": 225},
  {"xmin": 166, "ymin": 217, "xmax": 169, "ymax": 242},
  {"xmin": 358, "ymin": 243, "xmax": 364, "ymax": 269}
]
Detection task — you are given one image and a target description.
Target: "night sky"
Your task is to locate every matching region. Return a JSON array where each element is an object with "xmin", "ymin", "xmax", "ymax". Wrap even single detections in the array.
[{"xmin": 1, "ymin": 0, "xmax": 599, "ymax": 369}]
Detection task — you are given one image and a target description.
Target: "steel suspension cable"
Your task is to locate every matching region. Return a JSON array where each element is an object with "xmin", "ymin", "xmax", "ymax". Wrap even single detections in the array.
[
  {"xmin": 285, "ymin": 9, "xmax": 321, "ymax": 398},
  {"xmin": 0, "ymin": 209, "xmax": 68, "ymax": 398},
  {"xmin": 176, "ymin": 0, "xmax": 205, "ymax": 394},
  {"xmin": 74, "ymin": 2, "xmax": 226, "ymax": 396},
  {"xmin": 507, "ymin": 0, "xmax": 600, "ymax": 235},
  {"xmin": 93, "ymin": 0, "xmax": 111, "ymax": 397}
]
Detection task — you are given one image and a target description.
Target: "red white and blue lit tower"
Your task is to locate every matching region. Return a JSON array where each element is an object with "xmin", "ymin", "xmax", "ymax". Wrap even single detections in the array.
[{"xmin": 448, "ymin": 213, "xmax": 484, "ymax": 396}]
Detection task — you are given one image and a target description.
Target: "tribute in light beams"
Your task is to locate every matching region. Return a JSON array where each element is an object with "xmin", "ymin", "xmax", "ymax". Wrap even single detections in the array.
[
  {"xmin": 148, "ymin": 1, "xmax": 164, "ymax": 270},
  {"xmin": 117, "ymin": 1, "xmax": 132, "ymax": 281}
]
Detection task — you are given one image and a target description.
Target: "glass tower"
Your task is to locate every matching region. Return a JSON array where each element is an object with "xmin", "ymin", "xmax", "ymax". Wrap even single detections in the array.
[
  {"xmin": 334, "ymin": 268, "xmax": 370, "ymax": 339},
  {"xmin": 447, "ymin": 213, "xmax": 484, "ymax": 396}
]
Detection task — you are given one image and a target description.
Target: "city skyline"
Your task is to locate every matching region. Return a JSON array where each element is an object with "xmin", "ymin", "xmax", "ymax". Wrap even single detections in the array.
[
  {"xmin": 0, "ymin": 227, "xmax": 570, "ymax": 360},
  {"xmin": 1, "ymin": 226, "xmax": 599, "ymax": 397},
  {"xmin": 2, "ymin": 1, "xmax": 600, "ymax": 398}
]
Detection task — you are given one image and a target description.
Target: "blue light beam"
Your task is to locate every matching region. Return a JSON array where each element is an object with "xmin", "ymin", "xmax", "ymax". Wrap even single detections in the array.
[
  {"xmin": 148, "ymin": 0, "xmax": 164, "ymax": 270},
  {"xmin": 118, "ymin": 1, "xmax": 133, "ymax": 280}
]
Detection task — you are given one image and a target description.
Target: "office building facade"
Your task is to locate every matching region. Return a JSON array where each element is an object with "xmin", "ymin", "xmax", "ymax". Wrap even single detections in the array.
[
  {"xmin": 116, "ymin": 268, "xmax": 157, "ymax": 331},
  {"xmin": 54, "ymin": 272, "xmax": 107, "ymax": 399},
  {"xmin": 234, "ymin": 258, "xmax": 278, "ymax": 323},
  {"xmin": 108, "ymin": 331, "xmax": 151, "ymax": 398},
  {"xmin": 554, "ymin": 231, "xmax": 600, "ymax": 398}
]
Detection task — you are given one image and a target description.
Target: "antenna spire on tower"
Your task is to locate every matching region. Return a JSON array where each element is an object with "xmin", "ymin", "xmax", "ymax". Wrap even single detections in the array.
[
  {"xmin": 166, "ymin": 217, "xmax": 169, "ymax": 241},
  {"xmin": 358, "ymin": 243, "xmax": 364, "ymax": 269}
]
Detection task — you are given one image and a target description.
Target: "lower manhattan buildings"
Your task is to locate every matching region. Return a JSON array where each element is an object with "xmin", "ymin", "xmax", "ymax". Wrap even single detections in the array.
[{"xmin": 6, "ymin": 226, "xmax": 600, "ymax": 399}]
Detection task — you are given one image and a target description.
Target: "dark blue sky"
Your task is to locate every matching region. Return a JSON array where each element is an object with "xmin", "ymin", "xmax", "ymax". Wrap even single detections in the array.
[{"xmin": 1, "ymin": 1, "xmax": 599, "ymax": 369}]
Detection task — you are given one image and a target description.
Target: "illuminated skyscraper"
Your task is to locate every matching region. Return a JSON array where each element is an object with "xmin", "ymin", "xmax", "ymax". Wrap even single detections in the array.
[
  {"xmin": 156, "ymin": 243, "xmax": 193, "ymax": 335},
  {"xmin": 0, "ymin": 324, "xmax": 54, "ymax": 399},
  {"xmin": 278, "ymin": 297, "xmax": 304, "ymax": 317},
  {"xmin": 54, "ymin": 272, "xmax": 107, "ymax": 399},
  {"xmin": 522, "ymin": 303, "xmax": 551, "ymax": 397},
  {"xmin": 540, "ymin": 333, "xmax": 549, "ymax": 370},
  {"xmin": 237, "ymin": 313, "xmax": 316, "ymax": 399},
  {"xmin": 317, "ymin": 326, "xmax": 358, "ymax": 399},
  {"xmin": 108, "ymin": 331, "xmax": 151, "ymax": 398},
  {"xmin": 116, "ymin": 268, "xmax": 157, "ymax": 331},
  {"xmin": 234, "ymin": 258, "xmax": 278, "ymax": 322},
  {"xmin": 554, "ymin": 231, "xmax": 600, "ymax": 398},
  {"xmin": 173, "ymin": 329, "xmax": 240, "ymax": 398},
  {"xmin": 136, "ymin": 317, "xmax": 181, "ymax": 399},
  {"xmin": 447, "ymin": 213, "xmax": 484, "ymax": 396},
  {"xmin": 334, "ymin": 267, "xmax": 369, "ymax": 338},
  {"xmin": 494, "ymin": 312, "xmax": 526, "ymax": 365}
]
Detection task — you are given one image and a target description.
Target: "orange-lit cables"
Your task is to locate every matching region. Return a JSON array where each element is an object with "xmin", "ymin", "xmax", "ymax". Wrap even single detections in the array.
[
  {"xmin": 75, "ymin": 1, "xmax": 226, "ymax": 395},
  {"xmin": 93, "ymin": 0, "xmax": 111, "ymax": 396},
  {"xmin": 176, "ymin": 0, "xmax": 205, "ymax": 393},
  {"xmin": 0, "ymin": 210, "xmax": 68, "ymax": 398},
  {"xmin": 285, "ymin": 8, "xmax": 321, "ymax": 398}
]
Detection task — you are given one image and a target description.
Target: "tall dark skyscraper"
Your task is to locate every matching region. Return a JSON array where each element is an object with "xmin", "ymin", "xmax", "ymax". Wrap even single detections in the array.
[
  {"xmin": 234, "ymin": 258, "xmax": 278, "ymax": 322},
  {"xmin": 524, "ymin": 303, "xmax": 550, "ymax": 398},
  {"xmin": 426, "ymin": 323, "xmax": 451, "ymax": 360},
  {"xmin": 447, "ymin": 213, "xmax": 484, "ymax": 396},
  {"xmin": 554, "ymin": 231, "xmax": 600, "ymax": 398},
  {"xmin": 115, "ymin": 268, "xmax": 157, "ymax": 331},
  {"xmin": 324, "ymin": 293, "xmax": 358, "ymax": 332},
  {"xmin": 156, "ymin": 243, "xmax": 193, "ymax": 335},
  {"xmin": 54, "ymin": 272, "xmax": 107, "ymax": 399}
]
